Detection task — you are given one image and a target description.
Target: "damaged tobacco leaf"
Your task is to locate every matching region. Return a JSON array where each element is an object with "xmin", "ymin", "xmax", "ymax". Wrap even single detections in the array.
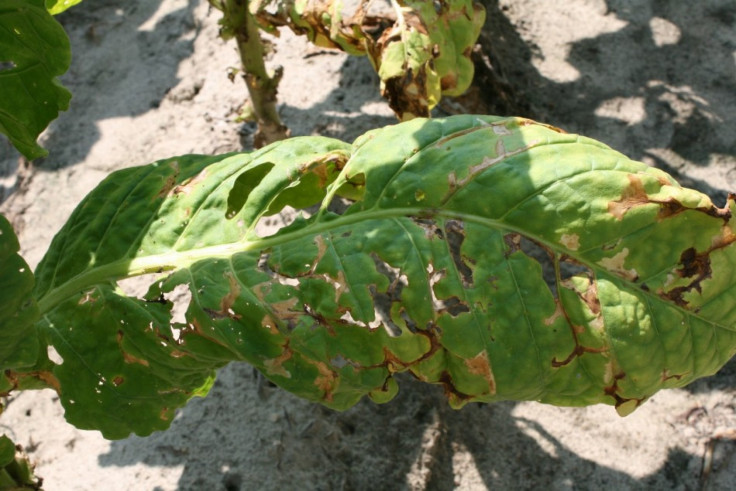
[
  {"xmin": 253, "ymin": 0, "xmax": 485, "ymax": 119},
  {"xmin": 23, "ymin": 115, "xmax": 736, "ymax": 439}
]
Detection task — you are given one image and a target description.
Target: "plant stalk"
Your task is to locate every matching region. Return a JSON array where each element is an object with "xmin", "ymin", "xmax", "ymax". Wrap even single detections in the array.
[{"xmin": 220, "ymin": 0, "xmax": 289, "ymax": 147}]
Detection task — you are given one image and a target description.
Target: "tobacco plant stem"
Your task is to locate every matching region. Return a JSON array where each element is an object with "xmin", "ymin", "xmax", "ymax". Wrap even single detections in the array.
[{"xmin": 221, "ymin": 0, "xmax": 289, "ymax": 147}]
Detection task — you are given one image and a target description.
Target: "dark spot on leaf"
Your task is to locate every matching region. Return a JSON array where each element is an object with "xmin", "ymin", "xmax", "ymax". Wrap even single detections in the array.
[
  {"xmin": 381, "ymin": 67, "xmax": 431, "ymax": 119},
  {"xmin": 608, "ymin": 174, "xmax": 651, "ymax": 220},
  {"xmin": 437, "ymin": 295, "xmax": 470, "ymax": 317},
  {"xmin": 603, "ymin": 372, "xmax": 646, "ymax": 415},
  {"xmin": 662, "ymin": 247, "xmax": 713, "ymax": 307},
  {"xmin": 677, "ymin": 247, "xmax": 708, "ymax": 279},
  {"xmin": 437, "ymin": 371, "xmax": 473, "ymax": 404},
  {"xmin": 445, "ymin": 220, "xmax": 473, "ymax": 287},
  {"xmin": 661, "ymin": 370, "xmax": 684, "ymax": 382},
  {"xmin": 519, "ymin": 236, "xmax": 556, "ymax": 290},
  {"xmin": 503, "ymin": 233, "xmax": 521, "ymax": 257}
]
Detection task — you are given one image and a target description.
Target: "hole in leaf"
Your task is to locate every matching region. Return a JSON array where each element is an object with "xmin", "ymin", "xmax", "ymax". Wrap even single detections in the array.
[
  {"xmin": 252, "ymin": 152, "xmax": 353, "ymax": 237},
  {"xmin": 340, "ymin": 309, "xmax": 367, "ymax": 327},
  {"xmin": 412, "ymin": 217, "xmax": 443, "ymax": 240},
  {"xmin": 445, "ymin": 220, "xmax": 474, "ymax": 288},
  {"xmin": 0, "ymin": 61, "xmax": 16, "ymax": 72},
  {"xmin": 427, "ymin": 263, "xmax": 448, "ymax": 313},
  {"xmin": 438, "ymin": 296, "xmax": 470, "ymax": 317},
  {"xmin": 117, "ymin": 273, "xmax": 161, "ymax": 299},
  {"xmin": 368, "ymin": 285, "xmax": 402, "ymax": 336},
  {"xmin": 325, "ymin": 196, "xmax": 355, "ymax": 215},
  {"xmin": 164, "ymin": 283, "xmax": 192, "ymax": 340},
  {"xmin": 519, "ymin": 236, "xmax": 557, "ymax": 292},
  {"xmin": 370, "ymin": 254, "xmax": 408, "ymax": 336},
  {"xmin": 164, "ymin": 283, "xmax": 191, "ymax": 326},
  {"xmin": 257, "ymin": 252, "xmax": 300, "ymax": 287},
  {"xmin": 559, "ymin": 256, "xmax": 592, "ymax": 282},
  {"xmin": 47, "ymin": 345, "xmax": 63, "ymax": 365},
  {"xmin": 254, "ymin": 205, "xmax": 312, "ymax": 237},
  {"xmin": 226, "ymin": 162, "xmax": 274, "ymax": 219}
]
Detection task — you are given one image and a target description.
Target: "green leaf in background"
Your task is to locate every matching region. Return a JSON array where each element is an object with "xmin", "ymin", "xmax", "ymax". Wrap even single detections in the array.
[
  {"xmin": 31, "ymin": 115, "xmax": 736, "ymax": 438},
  {"xmin": 0, "ymin": 214, "xmax": 41, "ymax": 394},
  {"xmin": 377, "ymin": 0, "xmax": 485, "ymax": 119},
  {"xmin": 252, "ymin": 1, "xmax": 485, "ymax": 119},
  {"xmin": 0, "ymin": 434, "xmax": 41, "ymax": 490},
  {"xmin": 45, "ymin": 0, "xmax": 84, "ymax": 15},
  {"xmin": 0, "ymin": 436, "xmax": 14, "ymax": 468},
  {"xmin": 0, "ymin": 0, "xmax": 72, "ymax": 159}
]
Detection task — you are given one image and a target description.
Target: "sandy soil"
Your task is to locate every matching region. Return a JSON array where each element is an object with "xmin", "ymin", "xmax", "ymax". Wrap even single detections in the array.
[{"xmin": 1, "ymin": 0, "xmax": 736, "ymax": 489}]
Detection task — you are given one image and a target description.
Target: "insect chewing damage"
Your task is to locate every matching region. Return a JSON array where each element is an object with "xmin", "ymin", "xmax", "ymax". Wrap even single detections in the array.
[
  {"xmin": 228, "ymin": 148, "xmax": 353, "ymax": 235},
  {"xmin": 254, "ymin": 223, "xmax": 492, "ymax": 403},
  {"xmin": 444, "ymin": 220, "xmax": 474, "ymax": 291},
  {"xmin": 411, "ymin": 217, "xmax": 474, "ymax": 317},
  {"xmin": 499, "ymin": 231, "xmax": 611, "ymax": 378},
  {"xmin": 547, "ymin": 255, "xmax": 609, "ymax": 368}
]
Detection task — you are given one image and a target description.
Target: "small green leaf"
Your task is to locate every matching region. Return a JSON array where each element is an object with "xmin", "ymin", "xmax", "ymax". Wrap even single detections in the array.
[{"xmin": 0, "ymin": 0, "xmax": 72, "ymax": 159}]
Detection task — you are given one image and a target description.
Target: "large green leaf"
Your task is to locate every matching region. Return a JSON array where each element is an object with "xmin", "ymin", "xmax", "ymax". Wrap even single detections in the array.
[
  {"xmin": 0, "ymin": 0, "xmax": 71, "ymax": 159},
  {"xmin": 33, "ymin": 115, "xmax": 736, "ymax": 438},
  {"xmin": 0, "ymin": 213, "xmax": 41, "ymax": 394}
]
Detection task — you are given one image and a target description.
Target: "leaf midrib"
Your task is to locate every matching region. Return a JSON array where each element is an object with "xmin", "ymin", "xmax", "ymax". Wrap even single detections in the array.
[{"xmin": 35, "ymin": 206, "xmax": 734, "ymax": 337}]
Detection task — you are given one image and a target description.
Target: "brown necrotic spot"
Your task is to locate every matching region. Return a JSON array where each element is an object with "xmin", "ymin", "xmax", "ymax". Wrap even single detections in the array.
[
  {"xmin": 677, "ymin": 247, "xmax": 708, "ymax": 279},
  {"xmin": 117, "ymin": 331, "xmax": 150, "ymax": 366},
  {"xmin": 503, "ymin": 233, "xmax": 521, "ymax": 256},
  {"xmin": 464, "ymin": 350, "xmax": 496, "ymax": 395},
  {"xmin": 608, "ymin": 174, "xmax": 651, "ymax": 220},
  {"xmin": 610, "ymin": 175, "xmax": 733, "ymax": 223},
  {"xmin": 171, "ymin": 168, "xmax": 208, "ymax": 197},
  {"xmin": 263, "ymin": 343, "xmax": 293, "ymax": 378},
  {"xmin": 603, "ymin": 371, "xmax": 646, "ymax": 416},
  {"xmin": 662, "ymin": 247, "xmax": 712, "ymax": 307},
  {"xmin": 559, "ymin": 233, "xmax": 580, "ymax": 251},
  {"xmin": 155, "ymin": 161, "xmax": 180, "ymax": 199},
  {"xmin": 437, "ymin": 371, "xmax": 473, "ymax": 405}
]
